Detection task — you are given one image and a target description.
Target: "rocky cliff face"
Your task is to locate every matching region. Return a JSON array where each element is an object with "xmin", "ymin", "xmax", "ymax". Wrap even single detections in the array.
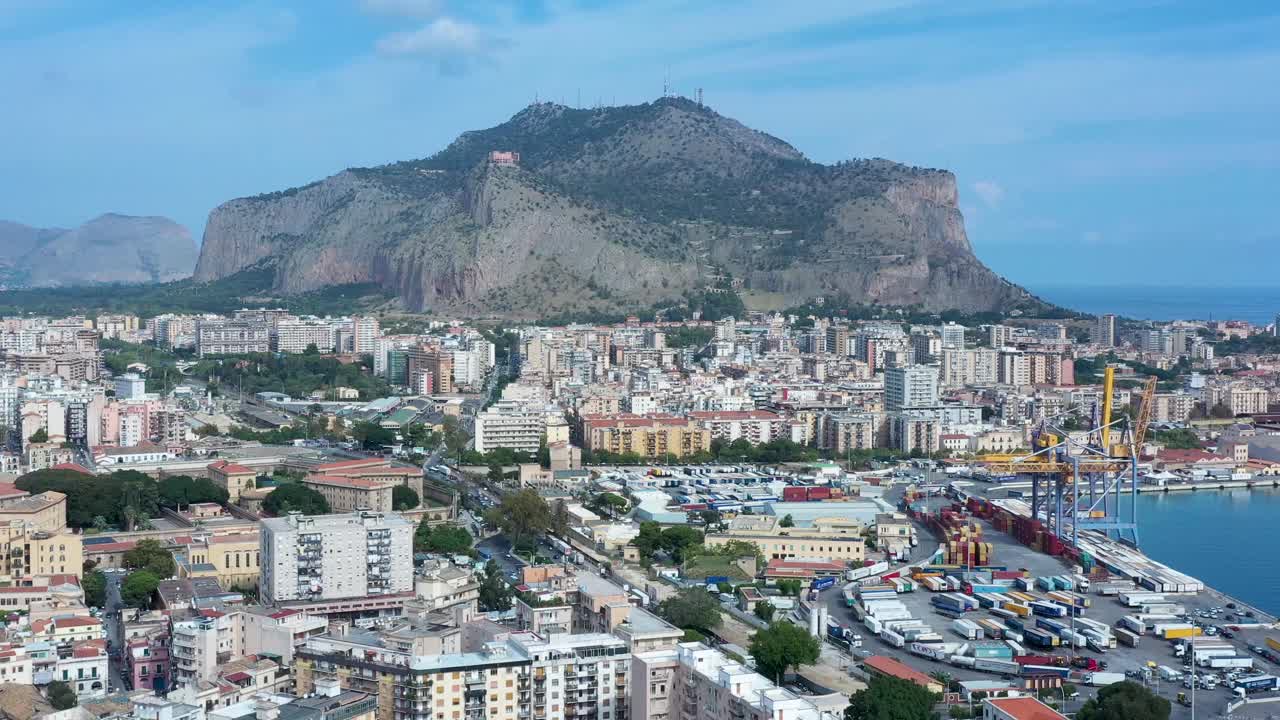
[
  {"xmin": 1, "ymin": 214, "xmax": 196, "ymax": 287},
  {"xmin": 194, "ymin": 98, "xmax": 1045, "ymax": 316}
]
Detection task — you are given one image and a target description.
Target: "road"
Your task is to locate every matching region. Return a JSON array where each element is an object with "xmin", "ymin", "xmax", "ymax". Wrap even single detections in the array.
[{"xmin": 102, "ymin": 570, "xmax": 129, "ymax": 693}]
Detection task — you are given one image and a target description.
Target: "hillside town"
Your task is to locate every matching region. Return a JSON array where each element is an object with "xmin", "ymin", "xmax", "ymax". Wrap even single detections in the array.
[{"xmin": 0, "ymin": 306, "xmax": 1278, "ymax": 720}]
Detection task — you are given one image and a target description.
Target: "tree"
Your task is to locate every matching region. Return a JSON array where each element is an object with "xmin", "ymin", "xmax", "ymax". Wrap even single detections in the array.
[
  {"xmin": 393, "ymin": 485, "xmax": 420, "ymax": 511},
  {"xmin": 1076, "ymin": 681, "xmax": 1170, "ymax": 720},
  {"xmin": 83, "ymin": 570, "xmax": 107, "ymax": 607},
  {"xmin": 660, "ymin": 526, "xmax": 704, "ymax": 564},
  {"xmin": 1209, "ymin": 403, "xmax": 1234, "ymax": 419},
  {"xmin": 352, "ymin": 421, "xmax": 396, "ymax": 451},
  {"xmin": 657, "ymin": 587, "xmax": 722, "ymax": 632},
  {"xmin": 28, "ymin": 427, "xmax": 48, "ymax": 444},
  {"xmin": 158, "ymin": 475, "xmax": 230, "ymax": 508},
  {"xmin": 775, "ymin": 579, "xmax": 802, "ymax": 597},
  {"xmin": 634, "ymin": 522, "xmax": 665, "ymax": 561},
  {"xmin": 477, "ymin": 560, "xmax": 512, "ymax": 611},
  {"xmin": 749, "ymin": 621, "xmax": 820, "ymax": 683},
  {"xmin": 753, "ymin": 600, "xmax": 776, "ymax": 623},
  {"xmin": 17, "ymin": 468, "xmax": 160, "ymax": 530},
  {"xmin": 845, "ymin": 675, "xmax": 939, "ymax": 720},
  {"xmin": 262, "ymin": 484, "xmax": 331, "ymax": 516},
  {"xmin": 779, "ymin": 514, "xmax": 795, "ymax": 528},
  {"xmin": 47, "ymin": 680, "xmax": 78, "ymax": 710},
  {"xmin": 415, "ymin": 521, "xmax": 473, "ymax": 554},
  {"xmin": 589, "ymin": 492, "xmax": 630, "ymax": 519},
  {"xmin": 121, "ymin": 570, "xmax": 160, "ymax": 608},
  {"xmin": 123, "ymin": 539, "xmax": 176, "ymax": 578},
  {"xmin": 494, "ymin": 489, "xmax": 552, "ymax": 546}
]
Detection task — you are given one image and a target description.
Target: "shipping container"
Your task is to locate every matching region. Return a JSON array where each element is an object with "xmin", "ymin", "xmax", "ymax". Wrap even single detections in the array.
[
  {"xmin": 953, "ymin": 619, "xmax": 983, "ymax": 640},
  {"xmin": 975, "ymin": 658, "xmax": 1022, "ymax": 675},
  {"xmin": 1115, "ymin": 628, "xmax": 1139, "ymax": 648},
  {"xmin": 950, "ymin": 654, "xmax": 977, "ymax": 668},
  {"xmin": 1021, "ymin": 665, "xmax": 1070, "ymax": 679},
  {"xmin": 1200, "ymin": 657, "xmax": 1253, "ymax": 669},
  {"xmin": 1030, "ymin": 601, "xmax": 1067, "ymax": 618},
  {"xmin": 880, "ymin": 629, "xmax": 905, "ymax": 648},
  {"xmin": 1118, "ymin": 616, "xmax": 1145, "ymax": 634}
]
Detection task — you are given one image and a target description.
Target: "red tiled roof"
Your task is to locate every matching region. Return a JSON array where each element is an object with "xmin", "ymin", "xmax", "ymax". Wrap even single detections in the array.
[
  {"xmin": 314, "ymin": 458, "xmax": 383, "ymax": 471},
  {"xmin": 269, "ymin": 609, "xmax": 298, "ymax": 620},
  {"xmin": 49, "ymin": 463, "xmax": 93, "ymax": 476},
  {"xmin": 209, "ymin": 459, "xmax": 255, "ymax": 474},
  {"xmin": 83, "ymin": 541, "xmax": 137, "ymax": 553},
  {"xmin": 223, "ymin": 671, "xmax": 252, "ymax": 683},
  {"xmin": 0, "ymin": 483, "xmax": 26, "ymax": 498},
  {"xmin": 688, "ymin": 410, "xmax": 781, "ymax": 421},
  {"xmin": 864, "ymin": 655, "xmax": 937, "ymax": 689},
  {"xmin": 55, "ymin": 616, "xmax": 102, "ymax": 628},
  {"xmin": 987, "ymin": 697, "xmax": 1068, "ymax": 720},
  {"xmin": 1157, "ymin": 449, "xmax": 1227, "ymax": 463}
]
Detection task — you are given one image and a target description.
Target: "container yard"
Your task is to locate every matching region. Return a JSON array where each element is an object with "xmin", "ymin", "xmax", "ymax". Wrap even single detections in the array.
[{"xmin": 823, "ymin": 476, "xmax": 1280, "ymax": 720}]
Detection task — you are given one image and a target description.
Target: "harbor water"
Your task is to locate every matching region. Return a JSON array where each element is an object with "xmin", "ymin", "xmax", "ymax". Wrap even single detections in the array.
[{"xmin": 1130, "ymin": 487, "xmax": 1280, "ymax": 614}]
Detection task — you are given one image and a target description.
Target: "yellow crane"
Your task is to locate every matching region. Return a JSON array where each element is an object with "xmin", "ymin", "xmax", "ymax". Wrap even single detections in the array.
[{"xmin": 976, "ymin": 365, "xmax": 1157, "ymax": 546}]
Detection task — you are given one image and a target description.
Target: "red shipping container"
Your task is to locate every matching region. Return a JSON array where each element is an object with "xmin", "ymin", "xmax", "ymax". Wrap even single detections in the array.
[
  {"xmin": 782, "ymin": 487, "xmax": 808, "ymax": 502},
  {"xmin": 807, "ymin": 487, "xmax": 832, "ymax": 501}
]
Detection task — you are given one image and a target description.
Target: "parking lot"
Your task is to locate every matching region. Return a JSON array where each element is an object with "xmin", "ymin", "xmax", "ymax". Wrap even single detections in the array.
[{"xmin": 828, "ymin": 507, "xmax": 1280, "ymax": 719}]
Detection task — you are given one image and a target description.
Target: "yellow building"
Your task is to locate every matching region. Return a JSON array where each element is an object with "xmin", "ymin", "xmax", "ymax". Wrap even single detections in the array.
[
  {"xmin": 583, "ymin": 414, "xmax": 711, "ymax": 458},
  {"xmin": 0, "ymin": 521, "xmax": 83, "ymax": 581},
  {"xmin": 704, "ymin": 515, "xmax": 866, "ymax": 564},
  {"xmin": 0, "ymin": 490, "xmax": 68, "ymax": 533},
  {"xmin": 300, "ymin": 476, "xmax": 394, "ymax": 514},
  {"xmin": 208, "ymin": 460, "xmax": 257, "ymax": 503},
  {"xmin": 175, "ymin": 532, "xmax": 260, "ymax": 589}
]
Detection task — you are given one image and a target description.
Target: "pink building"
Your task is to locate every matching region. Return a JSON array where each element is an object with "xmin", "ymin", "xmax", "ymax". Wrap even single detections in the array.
[
  {"xmin": 125, "ymin": 633, "xmax": 170, "ymax": 692},
  {"xmin": 488, "ymin": 150, "xmax": 520, "ymax": 166}
]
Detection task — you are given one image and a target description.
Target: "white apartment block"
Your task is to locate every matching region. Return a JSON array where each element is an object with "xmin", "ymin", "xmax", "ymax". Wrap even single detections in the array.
[
  {"xmin": 272, "ymin": 319, "xmax": 337, "ymax": 354},
  {"xmin": 511, "ymin": 632, "xmax": 630, "ymax": 720},
  {"xmin": 261, "ymin": 511, "xmax": 413, "ymax": 605},
  {"xmin": 474, "ymin": 400, "xmax": 550, "ymax": 454},
  {"xmin": 884, "ymin": 365, "xmax": 939, "ymax": 411},
  {"xmin": 352, "ymin": 316, "xmax": 381, "ymax": 354},
  {"xmin": 940, "ymin": 322, "xmax": 967, "ymax": 348},
  {"xmin": 941, "ymin": 348, "xmax": 998, "ymax": 387},
  {"xmin": 1229, "ymin": 385, "xmax": 1269, "ymax": 416},
  {"xmin": 631, "ymin": 643, "xmax": 819, "ymax": 720},
  {"xmin": 196, "ymin": 319, "xmax": 270, "ymax": 356},
  {"xmin": 688, "ymin": 410, "xmax": 786, "ymax": 445}
]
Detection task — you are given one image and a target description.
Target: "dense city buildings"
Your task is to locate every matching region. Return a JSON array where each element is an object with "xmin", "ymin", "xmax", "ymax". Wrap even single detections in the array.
[{"xmin": 260, "ymin": 512, "xmax": 414, "ymax": 605}]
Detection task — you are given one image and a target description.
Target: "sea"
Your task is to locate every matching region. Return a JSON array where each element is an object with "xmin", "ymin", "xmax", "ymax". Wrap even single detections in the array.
[
  {"xmin": 1129, "ymin": 487, "xmax": 1280, "ymax": 615},
  {"xmin": 1031, "ymin": 284, "xmax": 1280, "ymax": 326}
]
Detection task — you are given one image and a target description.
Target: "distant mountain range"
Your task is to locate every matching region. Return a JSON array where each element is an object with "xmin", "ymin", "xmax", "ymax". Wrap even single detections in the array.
[
  {"xmin": 193, "ymin": 97, "xmax": 1049, "ymax": 319},
  {"xmin": 0, "ymin": 214, "xmax": 197, "ymax": 289}
]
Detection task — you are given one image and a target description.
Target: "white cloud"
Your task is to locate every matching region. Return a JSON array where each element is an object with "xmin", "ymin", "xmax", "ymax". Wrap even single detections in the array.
[
  {"xmin": 972, "ymin": 180, "xmax": 1005, "ymax": 209},
  {"xmin": 375, "ymin": 16, "xmax": 501, "ymax": 70},
  {"xmin": 358, "ymin": 0, "xmax": 442, "ymax": 19},
  {"xmin": 1081, "ymin": 230, "xmax": 1104, "ymax": 245}
]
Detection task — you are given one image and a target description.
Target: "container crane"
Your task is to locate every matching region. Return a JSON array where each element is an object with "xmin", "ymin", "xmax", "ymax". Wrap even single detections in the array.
[{"xmin": 978, "ymin": 367, "xmax": 1158, "ymax": 547}]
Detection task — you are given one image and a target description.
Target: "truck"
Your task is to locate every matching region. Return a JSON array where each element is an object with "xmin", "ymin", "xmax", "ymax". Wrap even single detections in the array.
[
  {"xmin": 1083, "ymin": 672, "xmax": 1126, "ymax": 686},
  {"xmin": 812, "ymin": 576, "xmax": 837, "ymax": 591},
  {"xmin": 1021, "ymin": 665, "xmax": 1070, "ymax": 679},
  {"xmin": 1118, "ymin": 616, "xmax": 1145, "ymax": 634},
  {"xmin": 1234, "ymin": 675, "xmax": 1280, "ymax": 694},
  {"xmin": 1157, "ymin": 666, "xmax": 1181, "ymax": 682}
]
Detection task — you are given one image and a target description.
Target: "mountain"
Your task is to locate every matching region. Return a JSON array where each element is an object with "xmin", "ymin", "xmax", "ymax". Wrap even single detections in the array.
[
  {"xmin": 194, "ymin": 97, "xmax": 1046, "ymax": 317},
  {"xmin": 0, "ymin": 214, "xmax": 197, "ymax": 287}
]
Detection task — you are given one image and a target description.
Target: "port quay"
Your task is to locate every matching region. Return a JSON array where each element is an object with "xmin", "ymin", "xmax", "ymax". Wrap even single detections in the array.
[{"xmin": 832, "ymin": 478, "xmax": 1280, "ymax": 720}]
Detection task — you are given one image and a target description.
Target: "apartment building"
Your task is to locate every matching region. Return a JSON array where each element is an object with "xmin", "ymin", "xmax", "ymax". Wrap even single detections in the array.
[
  {"xmin": 688, "ymin": 410, "xmax": 789, "ymax": 445},
  {"xmin": 816, "ymin": 413, "xmax": 879, "ymax": 454},
  {"xmin": 940, "ymin": 322, "xmax": 967, "ymax": 349},
  {"xmin": 260, "ymin": 512, "xmax": 414, "ymax": 605},
  {"xmin": 941, "ymin": 347, "xmax": 998, "ymax": 387},
  {"xmin": 473, "ymin": 401, "xmax": 549, "ymax": 454},
  {"xmin": 1093, "ymin": 314, "xmax": 1117, "ymax": 347},
  {"xmin": 884, "ymin": 365, "xmax": 939, "ymax": 411},
  {"xmin": 170, "ymin": 605, "xmax": 327, "ymax": 688},
  {"xmin": 1229, "ymin": 385, "xmax": 1270, "ymax": 416},
  {"xmin": 408, "ymin": 346, "xmax": 454, "ymax": 394},
  {"xmin": 582, "ymin": 415, "xmax": 711, "ymax": 459},
  {"xmin": 514, "ymin": 632, "xmax": 629, "ymax": 720},
  {"xmin": 0, "ymin": 489, "xmax": 67, "ymax": 533},
  {"xmin": 196, "ymin": 319, "xmax": 270, "ymax": 357},
  {"xmin": 296, "ymin": 637, "xmax": 529, "ymax": 720},
  {"xmin": 273, "ymin": 319, "xmax": 337, "ymax": 354},
  {"xmin": 703, "ymin": 515, "xmax": 865, "ymax": 564},
  {"xmin": 0, "ymin": 520, "xmax": 82, "ymax": 581},
  {"xmin": 630, "ymin": 643, "xmax": 819, "ymax": 720}
]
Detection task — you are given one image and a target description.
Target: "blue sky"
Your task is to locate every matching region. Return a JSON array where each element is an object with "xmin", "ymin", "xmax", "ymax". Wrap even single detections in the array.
[{"xmin": 2, "ymin": 0, "xmax": 1278, "ymax": 289}]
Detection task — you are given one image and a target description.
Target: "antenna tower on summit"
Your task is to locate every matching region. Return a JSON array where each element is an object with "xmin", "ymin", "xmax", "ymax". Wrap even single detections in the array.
[{"xmin": 696, "ymin": 88, "xmax": 703, "ymax": 106}]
